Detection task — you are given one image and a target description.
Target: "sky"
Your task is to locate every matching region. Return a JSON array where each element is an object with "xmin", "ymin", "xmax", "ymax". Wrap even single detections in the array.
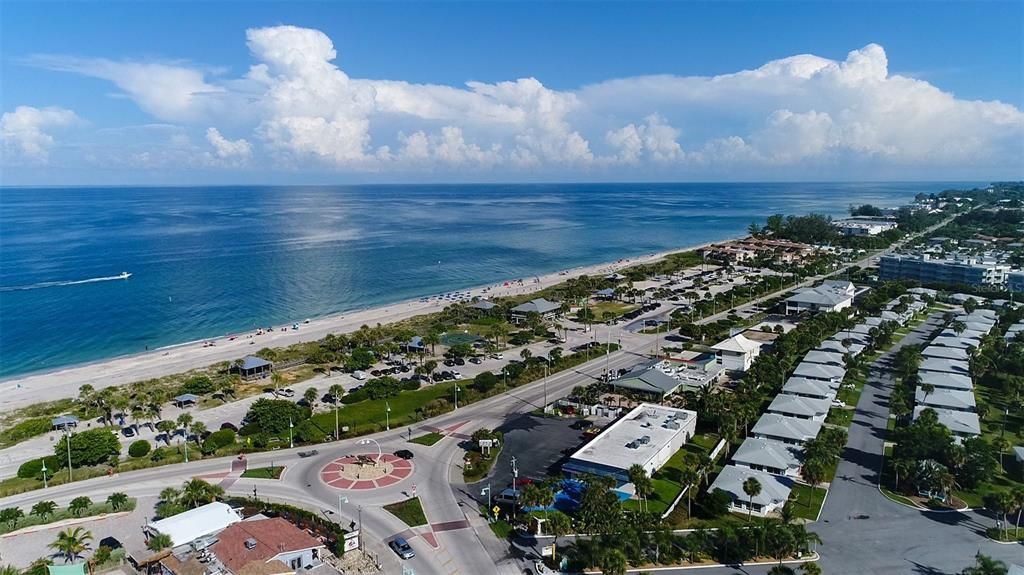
[{"xmin": 1, "ymin": 1, "xmax": 1022, "ymax": 185}]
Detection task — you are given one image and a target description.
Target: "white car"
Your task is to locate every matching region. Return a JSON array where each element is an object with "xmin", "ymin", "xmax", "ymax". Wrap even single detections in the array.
[
  {"xmin": 831, "ymin": 399, "xmax": 846, "ymax": 408},
  {"xmin": 451, "ymin": 371, "xmax": 462, "ymax": 379},
  {"xmin": 490, "ymin": 353, "xmax": 504, "ymax": 360},
  {"xmin": 534, "ymin": 561, "xmax": 556, "ymax": 575}
]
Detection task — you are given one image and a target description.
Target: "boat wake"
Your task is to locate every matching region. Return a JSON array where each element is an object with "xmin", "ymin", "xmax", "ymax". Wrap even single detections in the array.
[{"xmin": 0, "ymin": 272, "xmax": 132, "ymax": 292}]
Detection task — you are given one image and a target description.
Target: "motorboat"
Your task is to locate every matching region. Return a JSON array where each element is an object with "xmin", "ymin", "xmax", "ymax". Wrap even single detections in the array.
[{"xmin": 118, "ymin": 272, "xmax": 132, "ymax": 279}]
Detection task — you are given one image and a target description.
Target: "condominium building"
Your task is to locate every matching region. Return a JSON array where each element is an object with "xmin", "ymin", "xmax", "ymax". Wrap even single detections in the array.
[{"xmin": 879, "ymin": 253, "xmax": 1010, "ymax": 287}]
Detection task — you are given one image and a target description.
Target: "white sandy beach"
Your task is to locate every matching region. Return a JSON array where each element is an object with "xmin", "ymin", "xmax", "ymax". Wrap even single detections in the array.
[{"xmin": 0, "ymin": 242, "xmax": 718, "ymax": 412}]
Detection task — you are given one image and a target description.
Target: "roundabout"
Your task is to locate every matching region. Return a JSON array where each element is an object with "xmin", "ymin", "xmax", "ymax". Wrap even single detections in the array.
[{"xmin": 319, "ymin": 453, "xmax": 414, "ymax": 490}]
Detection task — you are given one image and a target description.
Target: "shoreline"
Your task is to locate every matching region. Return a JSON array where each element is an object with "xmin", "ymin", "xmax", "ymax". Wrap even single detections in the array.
[{"xmin": 0, "ymin": 239, "xmax": 723, "ymax": 413}]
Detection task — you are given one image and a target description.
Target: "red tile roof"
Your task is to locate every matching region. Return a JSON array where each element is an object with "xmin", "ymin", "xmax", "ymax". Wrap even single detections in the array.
[{"xmin": 211, "ymin": 518, "xmax": 322, "ymax": 574}]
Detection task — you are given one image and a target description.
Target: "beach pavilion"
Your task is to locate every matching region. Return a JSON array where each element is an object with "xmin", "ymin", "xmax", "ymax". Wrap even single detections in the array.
[
  {"xmin": 51, "ymin": 414, "xmax": 79, "ymax": 431},
  {"xmin": 174, "ymin": 393, "xmax": 199, "ymax": 408},
  {"xmin": 235, "ymin": 356, "xmax": 273, "ymax": 381},
  {"xmin": 509, "ymin": 298, "xmax": 562, "ymax": 324}
]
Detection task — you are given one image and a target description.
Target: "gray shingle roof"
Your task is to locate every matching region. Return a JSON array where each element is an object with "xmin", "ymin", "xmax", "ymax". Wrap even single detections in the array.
[
  {"xmin": 921, "ymin": 346, "xmax": 970, "ymax": 361},
  {"xmin": 914, "ymin": 406, "xmax": 981, "ymax": 436},
  {"xmin": 752, "ymin": 413, "xmax": 822, "ymax": 443},
  {"xmin": 802, "ymin": 350, "xmax": 846, "ymax": 366},
  {"xmin": 782, "ymin": 377, "xmax": 836, "ymax": 399},
  {"xmin": 792, "ymin": 362, "xmax": 846, "ymax": 382},
  {"xmin": 612, "ymin": 365, "xmax": 681, "ymax": 396},
  {"xmin": 915, "ymin": 387, "xmax": 977, "ymax": 411},
  {"xmin": 709, "ymin": 465, "xmax": 794, "ymax": 510},
  {"xmin": 919, "ymin": 358, "xmax": 970, "ymax": 376},
  {"xmin": 511, "ymin": 298, "xmax": 561, "ymax": 314},
  {"xmin": 918, "ymin": 371, "xmax": 974, "ymax": 391},
  {"xmin": 732, "ymin": 437, "xmax": 803, "ymax": 473},
  {"xmin": 240, "ymin": 356, "xmax": 272, "ymax": 370},
  {"xmin": 767, "ymin": 394, "xmax": 831, "ymax": 418}
]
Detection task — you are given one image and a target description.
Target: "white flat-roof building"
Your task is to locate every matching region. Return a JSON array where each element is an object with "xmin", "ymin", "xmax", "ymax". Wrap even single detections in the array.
[
  {"xmin": 146, "ymin": 502, "xmax": 243, "ymax": 548},
  {"xmin": 562, "ymin": 403, "xmax": 697, "ymax": 484},
  {"xmin": 834, "ymin": 219, "xmax": 899, "ymax": 237}
]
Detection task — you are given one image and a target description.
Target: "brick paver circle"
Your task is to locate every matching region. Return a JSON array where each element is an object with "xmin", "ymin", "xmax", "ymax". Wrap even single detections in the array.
[{"xmin": 319, "ymin": 453, "xmax": 414, "ymax": 490}]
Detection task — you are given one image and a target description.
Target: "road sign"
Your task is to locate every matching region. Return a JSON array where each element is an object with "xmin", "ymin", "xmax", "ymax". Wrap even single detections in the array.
[
  {"xmin": 411, "ymin": 484, "xmax": 417, "ymax": 496},
  {"xmin": 492, "ymin": 505, "xmax": 500, "ymax": 517},
  {"xmin": 343, "ymin": 531, "xmax": 360, "ymax": 552}
]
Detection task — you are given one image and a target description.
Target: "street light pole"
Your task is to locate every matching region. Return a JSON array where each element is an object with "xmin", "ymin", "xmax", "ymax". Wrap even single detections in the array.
[
  {"xmin": 454, "ymin": 385, "xmax": 460, "ymax": 409},
  {"xmin": 511, "ymin": 456, "xmax": 519, "ymax": 520},
  {"xmin": 64, "ymin": 427, "xmax": 73, "ymax": 482},
  {"xmin": 385, "ymin": 401, "xmax": 391, "ymax": 432},
  {"xmin": 481, "ymin": 485, "xmax": 491, "ymax": 521},
  {"xmin": 358, "ymin": 505, "xmax": 363, "ymax": 550},
  {"xmin": 41, "ymin": 460, "xmax": 48, "ymax": 489},
  {"xmin": 288, "ymin": 417, "xmax": 294, "ymax": 449},
  {"xmin": 359, "ymin": 438, "xmax": 382, "ymax": 466}
]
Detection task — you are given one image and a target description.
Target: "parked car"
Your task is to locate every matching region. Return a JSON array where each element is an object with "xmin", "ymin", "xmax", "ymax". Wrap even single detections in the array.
[
  {"xmin": 394, "ymin": 449, "xmax": 414, "ymax": 460},
  {"xmin": 490, "ymin": 353, "xmax": 504, "ymax": 360},
  {"xmin": 469, "ymin": 356, "xmax": 483, "ymax": 364},
  {"xmin": 451, "ymin": 371, "xmax": 462, "ymax": 379},
  {"xmin": 389, "ymin": 537, "xmax": 415, "ymax": 560},
  {"xmin": 534, "ymin": 561, "xmax": 556, "ymax": 575},
  {"xmin": 352, "ymin": 371, "xmax": 367, "ymax": 380},
  {"xmin": 279, "ymin": 388, "xmax": 295, "ymax": 398},
  {"xmin": 454, "ymin": 357, "xmax": 466, "ymax": 366}
]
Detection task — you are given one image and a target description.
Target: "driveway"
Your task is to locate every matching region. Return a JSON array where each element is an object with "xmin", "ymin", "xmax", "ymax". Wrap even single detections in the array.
[{"xmin": 814, "ymin": 312, "xmax": 1023, "ymax": 574}]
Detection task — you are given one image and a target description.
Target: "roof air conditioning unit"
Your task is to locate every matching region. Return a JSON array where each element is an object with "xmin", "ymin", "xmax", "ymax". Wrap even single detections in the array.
[{"xmin": 244, "ymin": 538, "xmax": 257, "ymax": 550}]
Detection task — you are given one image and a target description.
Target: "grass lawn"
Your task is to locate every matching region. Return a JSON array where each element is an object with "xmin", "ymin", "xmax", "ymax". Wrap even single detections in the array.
[
  {"xmin": 384, "ymin": 497, "xmax": 428, "ymax": 527},
  {"xmin": 623, "ymin": 436, "xmax": 720, "ymax": 516},
  {"xmin": 880, "ymin": 487, "xmax": 917, "ymax": 507},
  {"xmin": 787, "ymin": 484, "xmax": 827, "ymax": 521},
  {"xmin": 825, "ymin": 408, "xmax": 854, "ymax": 428},
  {"xmin": 0, "ymin": 498, "xmax": 137, "ymax": 535},
  {"xmin": 488, "ymin": 519, "xmax": 514, "ymax": 539},
  {"xmin": 585, "ymin": 301, "xmax": 639, "ymax": 321},
  {"xmin": 410, "ymin": 432, "xmax": 445, "ymax": 446},
  {"xmin": 312, "ymin": 381, "xmax": 461, "ymax": 436},
  {"xmin": 241, "ymin": 466, "xmax": 284, "ymax": 479}
]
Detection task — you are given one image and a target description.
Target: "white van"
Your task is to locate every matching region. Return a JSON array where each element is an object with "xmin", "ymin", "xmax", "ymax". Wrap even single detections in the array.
[{"xmin": 353, "ymin": 370, "xmax": 367, "ymax": 381}]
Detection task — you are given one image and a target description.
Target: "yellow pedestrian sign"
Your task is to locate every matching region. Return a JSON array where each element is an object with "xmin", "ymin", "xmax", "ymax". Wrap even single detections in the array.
[{"xmin": 492, "ymin": 505, "xmax": 500, "ymax": 518}]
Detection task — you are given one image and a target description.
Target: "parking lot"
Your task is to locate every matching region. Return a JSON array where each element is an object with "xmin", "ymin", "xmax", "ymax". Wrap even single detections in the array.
[{"xmin": 468, "ymin": 414, "xmax": 595, "ymax": 501}]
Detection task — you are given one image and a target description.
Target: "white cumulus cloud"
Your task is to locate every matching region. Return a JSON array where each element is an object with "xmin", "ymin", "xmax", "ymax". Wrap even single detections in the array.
[
  {"xmin": 206, "ymin": 127, "xmax": 252, "ymax": 162},
  {"xmin": 19, "ymin": 32, "xmax": 1024, "ymax": 178},
  {"xmin": 1, "ymin": 105, "xmax": 79, "ymax": 162}
]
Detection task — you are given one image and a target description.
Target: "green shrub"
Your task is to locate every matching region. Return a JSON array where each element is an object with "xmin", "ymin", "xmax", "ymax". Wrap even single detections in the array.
[
  {"xmin": 177, "ymin": 375, "xmax": 215, "ymax": 396},
  {"xmin": 341, "ymin": 389, "xmax": 369, "ymax": 404},
  {"xmin": 201, "ymin": 429, "xmax": 236, "ymax": 454},
  {"xmin": 55, "ymin": 428, "xmax": 120, "ymax": 467},
  {"xmin": 17, "ymin": 456, "xmax": 61, "ymax": 479},
  {"xmin": 400, "ymin": 379, "xmax": 421, "ymax": 391},
  {"xmin": 128, "ymin": 440, "xmax": 151, "ymax": 458},
  {"xmin": 1, "ymin": 417, "xmax": 53, "ymax": 447},
  {"xmin": 150, "ymin": 447, "xmax": 167, "ymax": 462}
]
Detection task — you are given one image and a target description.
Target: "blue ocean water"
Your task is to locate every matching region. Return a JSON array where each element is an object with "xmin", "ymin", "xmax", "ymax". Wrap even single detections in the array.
[{"xmin": 0, "ymin": 182, "xmax": 972, "ymax": 378}]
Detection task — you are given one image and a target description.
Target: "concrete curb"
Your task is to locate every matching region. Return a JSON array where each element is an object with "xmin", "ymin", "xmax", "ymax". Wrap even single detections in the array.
[
  {"xmin": 0, "ymin": 510, "xmax": 132, "ymax": 538},
  {"xmin": 580, "ymin": 552, "xmax": 821, "ymax": 573}
]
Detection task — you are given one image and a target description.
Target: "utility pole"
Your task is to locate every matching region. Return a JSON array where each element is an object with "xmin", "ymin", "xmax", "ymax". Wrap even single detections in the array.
[
  {"xmin": 511, "ymin": 456, "xmax": 519, "ymax": 520},
  {"xmin": 385, "ymin": 401, "xmax": 391, "ymax": 431},
  {"xmin": 288, "ymin": 417, "xmax": 294, "ymax": 449}
]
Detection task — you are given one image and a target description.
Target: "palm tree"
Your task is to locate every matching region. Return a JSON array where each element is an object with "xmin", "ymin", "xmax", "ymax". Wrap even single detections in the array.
[
  {"xmin": 768, "ymin": 567, "xmax": 795, "ymax": 575},
  {"xmin": 800, "ymin": 562, "xmax": 822, "ymax": 575},
  {"xmin": 49, "ymin": 527, "xmax": 93, "ymax": 563},
  {"xmin": 681, "ymin": 467, "xmax": 700, "ymax": 517},
  {"xmin": 180, "ymin": 478, "xmax": 223, "ymax": 509},
  {"xmin": 743, "ymin": 477, "xmax": 762, "ymax": 521},
  {"xmin": 146, "ymin": 532, "xmax": 173, "ymax": 551},
  {"xmin": 329, "ymin": 383, "xmax": 345, "ymax": 438},
  {"xmin": 30, "ymin": 501, "xmax": 57, "ymax": 522},
  {"xmin": 992, "ymin": 436, "xmax": 1010, "ymax": 470},
  {"xmin": 937, "ymin": 471, "xmax": 957, "ymax": 504},
  {"xmin": 0, "ymin": 507, "xmax": 24, "ymax": 530},
  {"xmin": 189, "ymin": 421, "xmax": 207, "ymax": 445},
  {"xmin": 107, "ymin": 492, "xmax": 129, "ymax": 511},
  {"xmin": 520, "ymin": 348, "xmax": 532, "ymax": 361},
  {"xmin": 270, "ymin": 372, "xmax": 284, "ymax": 394},
  {"xmin": 159, "ymin": 487, "xmax": 181, "ymax": 504},
  {"xmin": 423, "ymin": 332, "xmax": 441, "ymax": 356},
  {"xmin": 892, "ymin": 458, "xmax": 914, "ymax": 492},
  {"xmin": 1012, "ymin": 487, "xmax": 1024, "ymax": 538},
  {"xmin": 176, "ymin": 413, "xmax": 193, "ymax": 437},
  {"xmin": 598, "ymin": 548, "xmax": 627, "ymax": 575},
  {"xmin": 1, "ymin": 565, "xmax": 20, "ymax": 575},
  {"xmin": 303, "ymin": 387, "xmax": 319, "ymax": 410},
  {"xmin": 962, "ymin": 552, "xmax": 1008, "ymax": 575},
  {"xmin": 156, "ymin": 420, "xmax": 177, "ymax": 445},
  {"xmin": 800, "ymin": 460, "xmax": 826, "ymax": 507},
  {"xmin": 68, "ymin": 496, "xmax": 92, "ymax": 517},
  {"xmin": 627, "ymin": 464, "xmax": 653, "ymax": 513}
]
